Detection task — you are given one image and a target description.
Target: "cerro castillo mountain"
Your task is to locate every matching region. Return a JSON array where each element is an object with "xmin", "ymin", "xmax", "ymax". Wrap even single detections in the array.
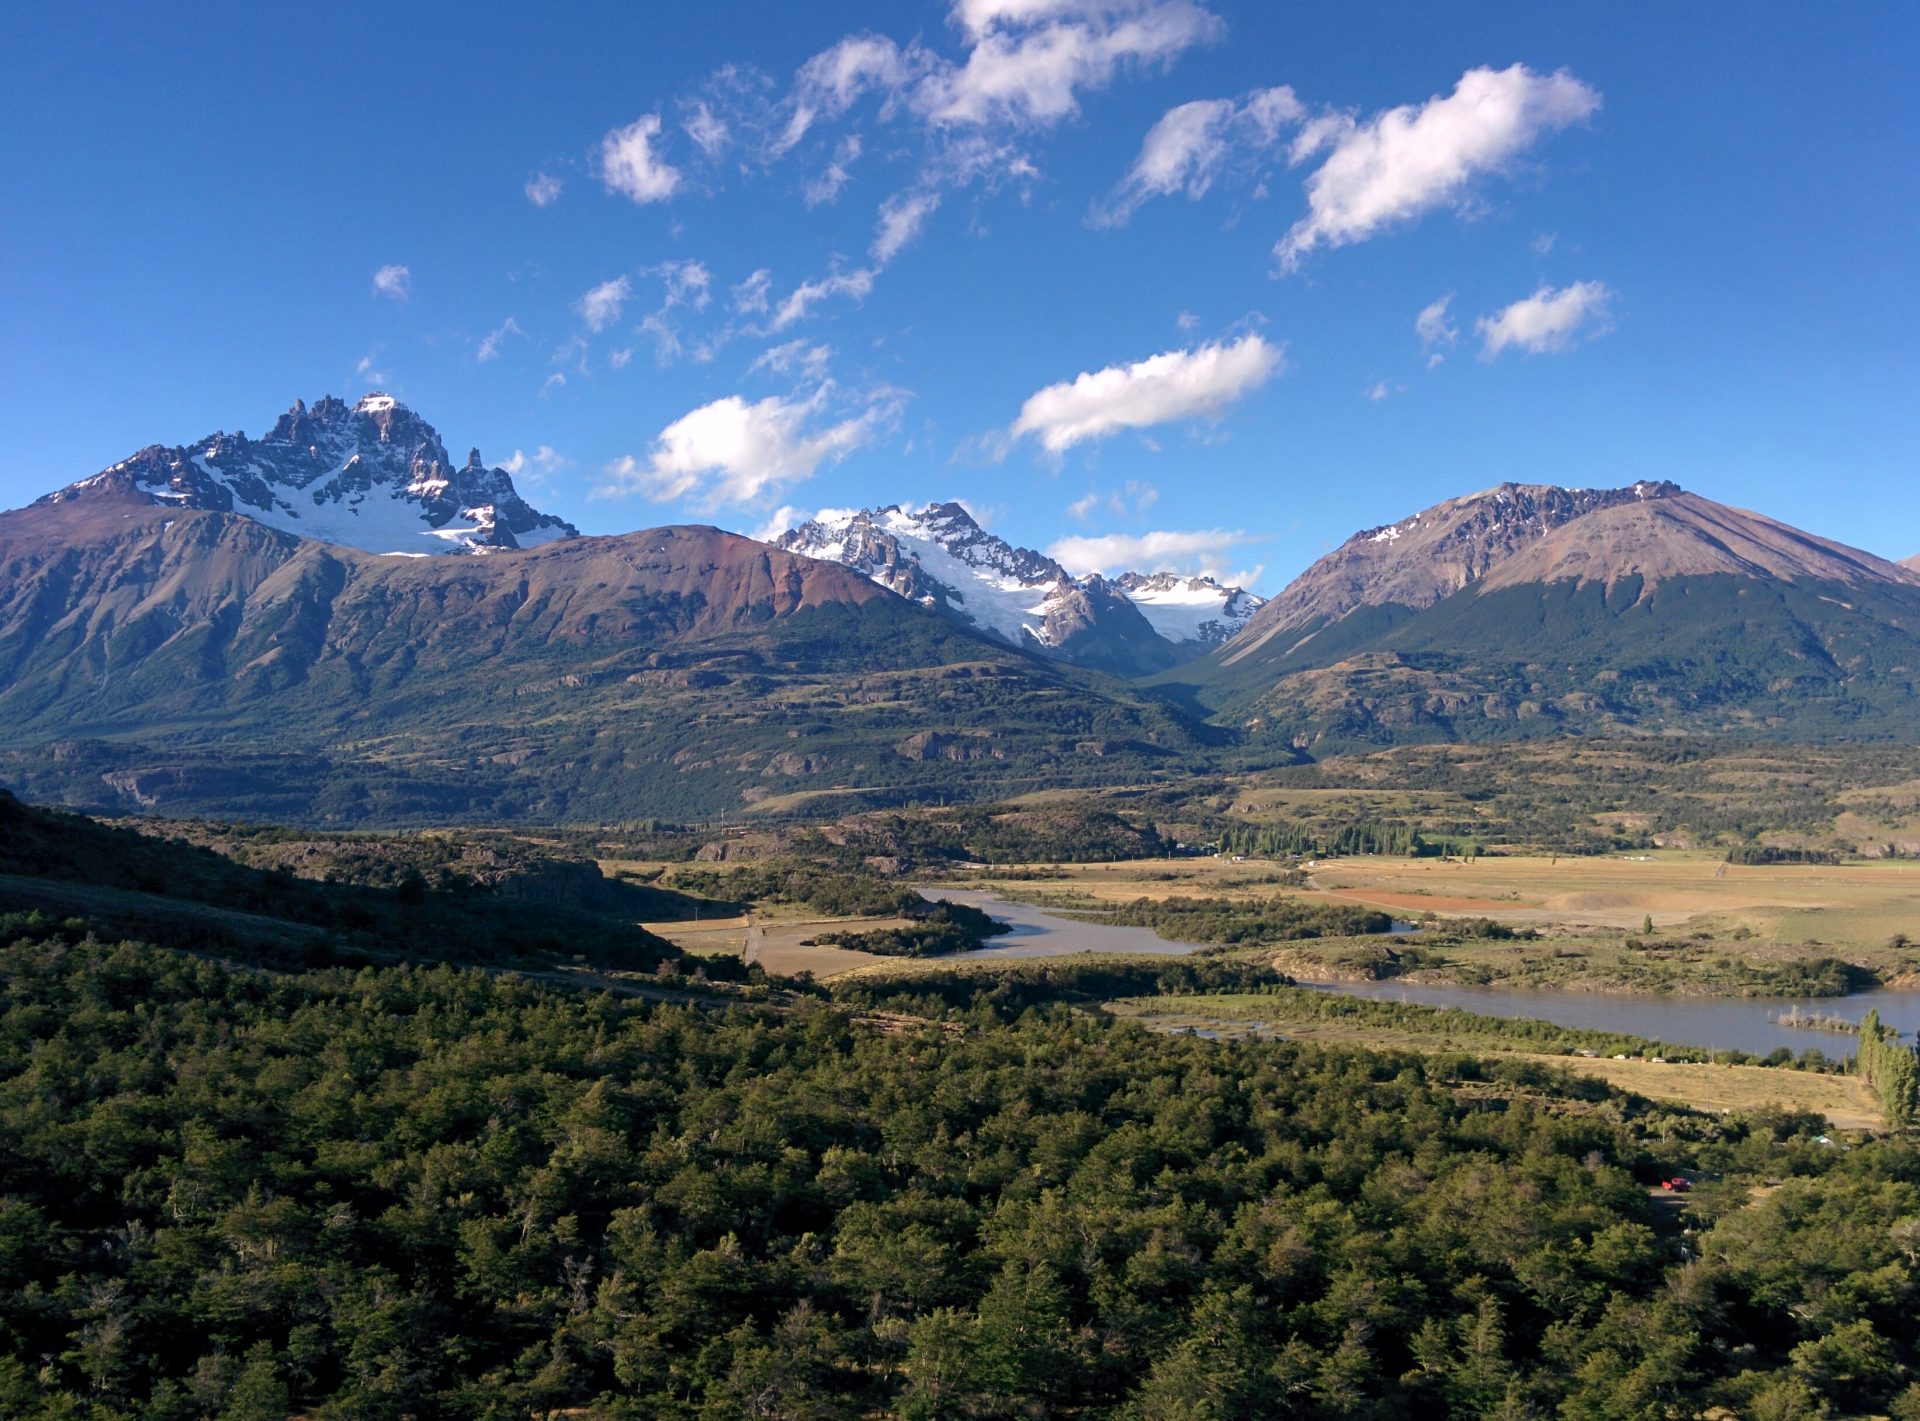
[
  {"xmin": 3, "ymin": 393, "xmax": 1918, "ymax": 823},
  {"xmin": 41, "ymin": 392, "xmax": 576, "ymax": 554}
]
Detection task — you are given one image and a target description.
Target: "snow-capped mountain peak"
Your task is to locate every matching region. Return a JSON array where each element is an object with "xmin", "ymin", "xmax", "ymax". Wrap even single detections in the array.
[
  {"xmin": 42, "ymin": 393, "xmax": 576, "ymax": 555},
  {"xmin": 775, "ymin": 501, "xmax": 1263, "ymax": 674}
]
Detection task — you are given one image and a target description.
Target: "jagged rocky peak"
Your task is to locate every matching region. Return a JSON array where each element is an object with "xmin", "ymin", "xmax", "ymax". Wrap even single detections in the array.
[
  {"xmin": 774, "ymin": 499, "xmax": 1265, "ymax": 672},
  {"xmin": 40, "ymin": 393, "xmax": 576, "ymax": 555}
]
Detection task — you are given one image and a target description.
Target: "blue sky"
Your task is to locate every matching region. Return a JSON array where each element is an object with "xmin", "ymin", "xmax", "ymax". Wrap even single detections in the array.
[{"xmin": 4, "ymin": 2, "xmax": 1917, "ymax": 588}]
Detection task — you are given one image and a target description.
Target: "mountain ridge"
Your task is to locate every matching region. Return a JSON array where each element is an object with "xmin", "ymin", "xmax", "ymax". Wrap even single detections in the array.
[
  {"xmin": 0, "ymin": 492, "xmax": 1213, "ymax": 821},
  {"xmin": 1181, "ymin": 480, "xmax": 1920, "ymax": 749},
  {"xmin": 777, "ymin": 500, "xmax": 1261, "ymax": 676},
  {"xmin": 38, "ymin": 392, "xmax": 576, "ymax": 555}
]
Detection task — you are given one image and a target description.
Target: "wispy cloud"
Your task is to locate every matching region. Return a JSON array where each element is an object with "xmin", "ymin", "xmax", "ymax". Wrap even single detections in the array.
[
  {"xmin": 916, "ymin": 1, "xmax": 1224, "ymax": 129},
  {"xmin": 1416, "ymin": 294, "xmax": 1458, "ymax": 353},
  {"xmin": 1277, "ymin": 64, "xmax": 1600, "ymax": 270},
  {"xmin": 872, "ymin": 188, "xmax": 942, "ymax": 264},
  {"xmin": 770, "ymin": 266, "xmax": 876, "ymax": 331},
  {"xmin": 683, "ymin": 101, "xmax": 730, "ymax": 157},
  {"xmin": 501, "ymin": 445, "xmax": 567, "ymax": 486},
  {"xmin": 477, "ymin": 317, "xmax": 525, "ymax": 363},
  {"xmin": 1007, "ymin": 333, "xmax": 1282, "ymax": 454},
  {"xmin": 750, "ymin": 340, "xmax": 834, "ymax": 379},
  {"xmin": 372, "ymin": 264, "xmax": 412, "ymax": 301},
  {"xmin": 1477, "ymin": 280, "xmax": 1612, "ymax": 357},
  {"xmin": 1048, "ymin": 526, "xmax": 1257, "ymax": 578},
  {"xmin": 524, "ymin": 172, "xmax": 563, "ymax": 207},
  {"xmin": 1092, "ymin": 84, "xmax": 1302, "ymax": 227},
  {"xmin": 576, "ymin": 276, "xmax": 633, "ymax": 332}
]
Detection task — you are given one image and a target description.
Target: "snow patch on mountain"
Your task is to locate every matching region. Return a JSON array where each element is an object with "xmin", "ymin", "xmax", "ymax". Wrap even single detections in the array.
[
  {"xmin": 44, "ymin": 393, "xmax": 577, "ymax": 555},
  {"xmin": 1111, "ymin": 572, "xmax": 1265, "ymax": 647},
  {"xmin": 775, "ymin": 502, "xmax": 1263, "ymax": 667}
]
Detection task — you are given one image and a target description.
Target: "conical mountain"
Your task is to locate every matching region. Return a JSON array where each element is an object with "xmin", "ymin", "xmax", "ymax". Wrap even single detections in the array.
[{"xmin": 1172, "ymin": 481, "xmax": 1920, "ymax": 749}]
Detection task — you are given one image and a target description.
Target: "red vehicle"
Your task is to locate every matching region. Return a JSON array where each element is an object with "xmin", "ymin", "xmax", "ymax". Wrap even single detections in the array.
[{"xmin": 1661, "ymin": 1177, "xmax": 1691, "ymax": 1193}]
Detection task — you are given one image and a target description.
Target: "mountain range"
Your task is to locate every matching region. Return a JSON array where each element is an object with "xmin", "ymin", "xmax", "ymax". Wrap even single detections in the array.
[
  {"xmin": 776, "ymin": 502, "xmax": 1262, "ymax": 676},
  {"xmin": 4, "ymin": 392, "xmax": 1918, "ymax": 822}
]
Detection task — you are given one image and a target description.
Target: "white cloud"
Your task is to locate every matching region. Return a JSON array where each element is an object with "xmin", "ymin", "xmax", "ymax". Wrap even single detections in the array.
[
  {"xmin": 805, "ymin": 135, "xmax": 864, "ymax": 205},
  {"xmin": 1048, "ymin": 526, "xmax": 1257, "ymax": 577},
  {"xmin": 1415, "ymin": 293, "xmax": 1458, "ymax": 349},
  {"xmin": 917, "ymin": 1, "xmax": 1223, "ymax": 128},
  {"xmin": 684, "ymin": 101, "xmax": 730, "ymax": 157},
  {"xmin": 609, "ymin": 346, "xmax": 635, "ymax": 369},
  {"xmin": 524, "ymin": 172, "xmax": 563, "ymax": 207},
  {"xmin": 598, "ymin": 114, "xmax": 683, "ymax": 203},
  {"xmin": 597, "ymin": 387, "xmax": 892, "ymax": 508},
  {"xmin": 778, "ymin": 35, "xmax": 912, "ymax": 154},
  {"xmin": 1067, "ymin": 491, "xmax": 1102, "ymax": 519},
  {"xmin": 733, "ymin": 268, "xmax": 774, "ymax": 314},
  {"xmin": 372, "ymin": 264, "xmax": 412, "ymax": 301},
  {"xmin": 576, "ymin": 276, "xmax": 633, "ymax": 332},
  {"xmin": 650, "ymin": 260, "xmax": 712, "ymax": 314},
  {"xmin": 770, "ymin": 267, "xmax": 876, "ymax": 331},
  {"xmin": 750, "ymin": 505, "xmax": 810, "ymax": 543},
  {"xmin": 749, "ymin": 340, "xmax": 833, "ymax": 379},
  {"xmin": 501, "ymin": 446, "xmax": 567, "ymax": 484},
  {"xmin": 1532, "ymin": 231, "xmax": 1558, "ymax": 254},
  {"xmin": 1093, "ymin": 84, "xmax": 1302, "ymax": 226},
  {"xmin": 951, "ymin": 0, "xmax": 1112, "ymax": 36},
  {"xmin": 1476, "ymin": 279, "xmax": 1612, "ymax": 357},
  {"xmin": 541, "ymin": 372, "xmax": 567, "ymax": 396},
  {"xmin": 1363, "ymin": 380, "xmax": 1398, "ymax": 401},
  {"xmin": 872, "ymin": 189, "xmax": 942, "ymax": 264},
  {"xmin": 477, "ymin": 317, "xmax": 524, "ymax": 363},
  {"xmin": 1277, "ymin": 64, "xmax": 1601, "ymax": 270},
  {"xmin": 1008, "ymin": 333, "xmax": 1282, "ymax": 453},
  {"xmin": 635, "ymin": 260, "xmax": 715, "ymax": 363}
]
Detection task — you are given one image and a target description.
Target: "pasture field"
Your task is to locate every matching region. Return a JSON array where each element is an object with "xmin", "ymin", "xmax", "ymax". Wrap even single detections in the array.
[
  {"xmin": 1107, "ymin": 994, "xmax": 1884, "ymax": 1130},
  {"xmin": 641, "ymin": 913, "xmax": 919, "ymax": 978},
  {"xmin": 941, "ymin": 851, "xmax": 1920, "ymax": 991}
]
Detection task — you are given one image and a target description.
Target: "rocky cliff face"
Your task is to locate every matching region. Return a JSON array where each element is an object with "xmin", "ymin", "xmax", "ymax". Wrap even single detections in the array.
[{"xmin": 39, "ymin": 392, "xmax": 577, "ymax": 554}]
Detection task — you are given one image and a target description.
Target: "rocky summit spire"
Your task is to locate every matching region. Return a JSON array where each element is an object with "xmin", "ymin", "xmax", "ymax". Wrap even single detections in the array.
[{"xmin": 41, "ymin": 393, "xmax": 578, "ymax": 556}]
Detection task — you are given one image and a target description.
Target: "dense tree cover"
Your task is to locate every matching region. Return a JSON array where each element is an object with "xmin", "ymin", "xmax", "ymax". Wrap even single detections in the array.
[
  {"xmin": 664, "ymin": 861, "xmax": 929, "ymax": 918},
  {"xmin": 1217, "ymin": 821, "xmax": 1474, "ymax": 860},
  {"xmin": 6, "ymin": 927, "xmax": 1919, "ymax": 1418},
  {"xmin": 1859, "ymin": 1010, "xmax": 1920, "ymax": 1126},
  {"xmin": 0, "ymin": 792, "xmax": 691, "ymax": 976},
  {"xmin": 1725, "ymin": 845, "xmax": 1842, "ymax": 866},
  {"xmin": 1078, "ymin": 895, "xmax": 1394, "ymax": 946},
  {"xmin": 811, "ymin": 902, "xmax": 1006, "ymax": 958}
]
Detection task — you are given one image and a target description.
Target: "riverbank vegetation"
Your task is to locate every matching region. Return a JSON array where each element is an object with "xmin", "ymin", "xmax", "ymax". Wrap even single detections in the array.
[
  {"xmin": 1859, "ymin": 1009, "xmax": 1920, "ymax": 1126},
  {"xmin": 1068, "ymin": 893, "xmax": 1394, "ymax": 945},
  {"xmin": 1101, "ymin": 987, "xmax": 1846, "ymax": 1068},
  {"xmin": 807, "ymin": 899, "xmax": 1006, "ymax": 958}
]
